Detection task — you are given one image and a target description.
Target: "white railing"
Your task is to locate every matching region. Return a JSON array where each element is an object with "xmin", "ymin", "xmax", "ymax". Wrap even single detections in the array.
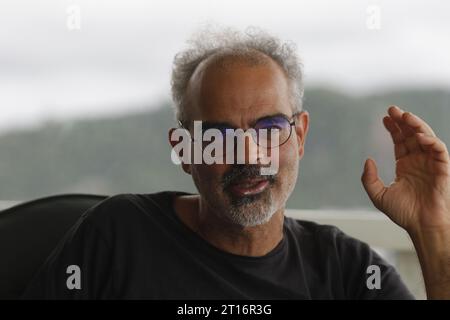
[{"xmin": 0, "ymin": 201, "xmax": 425, "ymax": 299}]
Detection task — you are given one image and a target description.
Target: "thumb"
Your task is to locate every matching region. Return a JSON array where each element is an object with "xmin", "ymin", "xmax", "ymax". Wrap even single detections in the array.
[{"xmin": 361, "ymin": 158, "xmax": 387, "ymax": 209}]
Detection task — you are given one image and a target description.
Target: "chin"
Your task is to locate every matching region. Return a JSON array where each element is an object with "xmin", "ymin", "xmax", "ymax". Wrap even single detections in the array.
[{"xmin": 225, "ymin": 192, "xmax": 279, "ymax": 227}]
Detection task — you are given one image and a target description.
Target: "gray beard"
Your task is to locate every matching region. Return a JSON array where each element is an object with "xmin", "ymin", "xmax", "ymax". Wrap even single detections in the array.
[{"xmin": 221, "ymin": 187, "xmax": 278, "ymax": 227}]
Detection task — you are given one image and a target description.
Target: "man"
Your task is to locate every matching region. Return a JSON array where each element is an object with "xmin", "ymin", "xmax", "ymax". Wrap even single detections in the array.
[{"xmin": 22, "ymin": 27, "xmax": 450, "ymax": 299}]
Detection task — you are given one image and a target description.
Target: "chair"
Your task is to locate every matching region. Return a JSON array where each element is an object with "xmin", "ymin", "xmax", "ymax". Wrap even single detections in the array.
[{"xmin": 0, "ymin": 194, "xmax": 107, "ymax": 299}]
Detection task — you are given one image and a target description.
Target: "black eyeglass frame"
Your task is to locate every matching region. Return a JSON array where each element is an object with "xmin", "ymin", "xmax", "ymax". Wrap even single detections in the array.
[{"xmin": 177, "ymin": 112, "xmax": 301, "ymax": 149}]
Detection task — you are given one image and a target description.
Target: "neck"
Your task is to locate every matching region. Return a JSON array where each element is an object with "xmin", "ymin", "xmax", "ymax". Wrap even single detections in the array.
[{"xmin": 174, "ymin": 194, "xmax": 285, "ymax": 257}]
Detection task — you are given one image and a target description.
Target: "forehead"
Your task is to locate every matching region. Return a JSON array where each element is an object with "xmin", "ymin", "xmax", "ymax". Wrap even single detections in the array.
[{"xmin": 185, "ymin": 53, "xmax": 292, "ymax": 124}]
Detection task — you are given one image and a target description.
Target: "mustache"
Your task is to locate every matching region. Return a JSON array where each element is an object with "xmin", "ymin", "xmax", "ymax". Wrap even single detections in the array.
[{"xmin": 222, "ymin": 165, "xmax": 276, "ymax": 189}]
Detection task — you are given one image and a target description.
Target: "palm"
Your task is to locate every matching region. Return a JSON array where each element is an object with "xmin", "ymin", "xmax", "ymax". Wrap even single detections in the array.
[{"xmin": 362, "ymin": 106, "xmax": 450, "ymax": 234}]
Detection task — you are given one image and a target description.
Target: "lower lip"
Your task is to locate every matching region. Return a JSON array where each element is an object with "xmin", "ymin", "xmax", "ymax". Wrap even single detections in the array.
[{"xmin": 228, "ymin": 179, "xmax": 270, "ymax": 197}]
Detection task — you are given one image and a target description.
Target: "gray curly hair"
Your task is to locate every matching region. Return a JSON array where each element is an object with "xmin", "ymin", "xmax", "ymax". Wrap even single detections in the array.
[{"xmin": 170, "ymin": 26, "xmax": 304, "ymax": 123}]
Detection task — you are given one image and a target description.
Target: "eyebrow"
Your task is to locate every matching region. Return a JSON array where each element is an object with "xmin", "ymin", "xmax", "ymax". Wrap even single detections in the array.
[
  {"xmin": 201, "ymin": 121, "xmax": 236, "ymax": 130},
  {"xmin": 256, "ymin": 112, "xmax": 291, "ymax": 123},
  {"xmin": 200, "ymin": 112, "xmax": 292, "ymax": 130}
]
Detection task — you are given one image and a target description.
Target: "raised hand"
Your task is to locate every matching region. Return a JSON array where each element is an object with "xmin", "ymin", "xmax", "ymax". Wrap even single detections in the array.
[
  {"xmin": 361, "ymin": 105, "xmax": 450, "ymax": 299},
  {"xmin": 362, "ymin": 105, "xmax": 450, "ymax": 232}
]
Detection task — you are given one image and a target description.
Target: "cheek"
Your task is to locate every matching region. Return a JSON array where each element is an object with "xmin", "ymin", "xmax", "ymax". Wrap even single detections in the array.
[
  {"xmin": 274, "ymin": 142, "xmax": 300, "ymax": 195},
  {"xmin": 268, "ymin": 143, "xmax": 299, "ymax": 186},
  {"xmin": 278, "ymin": 140, "xmax": 299, "ymax": 169}
]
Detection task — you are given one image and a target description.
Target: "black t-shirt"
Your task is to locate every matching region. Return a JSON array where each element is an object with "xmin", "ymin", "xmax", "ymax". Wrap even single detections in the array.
[{"xmin": 22, "ymin": 191, "xmax": 414, "ymax": 299}]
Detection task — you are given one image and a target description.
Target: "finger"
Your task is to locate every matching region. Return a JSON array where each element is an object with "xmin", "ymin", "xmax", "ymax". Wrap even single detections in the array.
[
  {"xmin": 403, "ymin": 112, "xmax": 436, "ymax": 153},
  {"xmin": 402, "ymin": 112, "xmax": 436, "ymax": 137},
  {"xmin": 383, "ymin": 116, "xmax": 405, "ymax": 144},
  {"xmin": 388, "ymin": 106, "xmax": 421, "ymax": 153},
  {"xmin": 416, "ymin": 133, "xmax": 450, "ymax": 163},
  {"xmin": 388, "ymin": 106, "xmax": 416, "ymax": 137},
  {"xmin": 361, "ymin": 158, "xmax": 387, "ymax": 210},
  {"xmin": 383, "ymin": 116, "xmax": 408, "ymax": 159}
]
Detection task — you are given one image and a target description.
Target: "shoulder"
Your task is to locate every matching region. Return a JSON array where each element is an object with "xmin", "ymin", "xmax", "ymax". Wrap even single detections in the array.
[
  {"xmin": 284, "ymin": 218, "xmax": 414, "ymax": 299},
  {"xmin": 284, "ymin": 217, "xmax": 363, "ymax": 250},
  {"xmin": 81, "ymin": 191, "xmax": 177, "ymax": 222},
  {"xmin": 76, "ymin": 191, "xmax": 181, "ymax": 243},
  {"xmin": 284, "ymin": 217, "xmax": 377, "ymax": 271}
]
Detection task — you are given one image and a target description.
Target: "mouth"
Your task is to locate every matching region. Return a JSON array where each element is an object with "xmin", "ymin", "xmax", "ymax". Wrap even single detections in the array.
[{"xmin": 227, "ymin": 177, "xmax": 270, "ymax": 197}]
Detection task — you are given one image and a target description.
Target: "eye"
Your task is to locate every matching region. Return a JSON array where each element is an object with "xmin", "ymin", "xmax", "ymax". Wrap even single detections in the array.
[
  {"xmin": 255, "ymin": 116, "xmax": 289, "ymax": 131},
  {"xmin": 261, "ymin": 123, "xmax": 283, "ymax": 130},
  {"xmin": 267, "ymin": 124, "xmax": 282, "ymax": 130}
]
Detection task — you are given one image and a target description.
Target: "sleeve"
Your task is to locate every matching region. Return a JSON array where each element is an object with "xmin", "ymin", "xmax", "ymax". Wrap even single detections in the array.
[
  {"xmin": 335, "ymin": 229, "xmax": 415, "ymax": 300},
  {"xmin": 20, "ymin": 208, "xmax": 115, "ymax": 300}
]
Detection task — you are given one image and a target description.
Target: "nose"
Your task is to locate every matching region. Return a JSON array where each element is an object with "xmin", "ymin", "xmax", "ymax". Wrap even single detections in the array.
[{"xmin": 235, "ymin": 132, "xmax": 261, "ymax": 165}]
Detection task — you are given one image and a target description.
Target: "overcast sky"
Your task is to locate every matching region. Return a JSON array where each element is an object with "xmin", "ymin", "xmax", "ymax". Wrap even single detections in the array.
[{"xmin": 0, "ymin": 0, "xmax": 449, "ymax": 131}]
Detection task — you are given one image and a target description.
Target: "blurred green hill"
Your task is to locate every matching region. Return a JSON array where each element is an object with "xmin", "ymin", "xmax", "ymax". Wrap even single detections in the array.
[{"xmin": 1, "ymin": 88, "xmax": 449, "ymax": 209}]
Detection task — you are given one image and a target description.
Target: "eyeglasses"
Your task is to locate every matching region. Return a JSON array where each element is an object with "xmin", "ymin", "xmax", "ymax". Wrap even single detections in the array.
[{"xmin": 178, "ymin": 113, "xmax": 298, "ymax": 149}]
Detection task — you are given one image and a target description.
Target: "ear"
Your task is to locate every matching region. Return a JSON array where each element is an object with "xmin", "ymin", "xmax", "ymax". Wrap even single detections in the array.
[
  {"xmin": 294, "ymin": 111, "xmax": 309, "ymax": 159},
  {"xmin": 168, "ymin": 128, "xmax": 192, "ymax": 175}
]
